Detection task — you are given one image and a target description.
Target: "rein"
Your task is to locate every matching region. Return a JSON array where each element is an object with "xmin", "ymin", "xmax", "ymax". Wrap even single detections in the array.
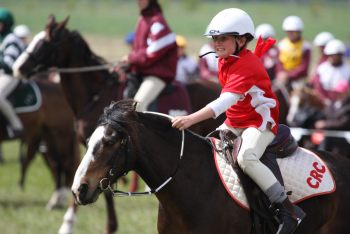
[
  {"xmin": 49, "ymin": 62, "xmax": 118, "ymax": 74},
  {"xmin": 100, "ymin": 112, "xmax": 186, "ymax": 197}
]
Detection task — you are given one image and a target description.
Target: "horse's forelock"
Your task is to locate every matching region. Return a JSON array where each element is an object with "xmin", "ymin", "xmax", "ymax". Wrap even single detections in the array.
[{"xmin": 98, "ymin": 100, "xmax": 137, "ymax": 133}]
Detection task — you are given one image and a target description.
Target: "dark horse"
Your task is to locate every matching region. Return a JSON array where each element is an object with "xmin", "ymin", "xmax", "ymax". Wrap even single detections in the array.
[
  {"xmin": 13, "ymin": 15, "xmax": 227, "ymax": 234},
  {"xmin": 72, "ymin": 100, "xmax": 350, "ymax": 234}
]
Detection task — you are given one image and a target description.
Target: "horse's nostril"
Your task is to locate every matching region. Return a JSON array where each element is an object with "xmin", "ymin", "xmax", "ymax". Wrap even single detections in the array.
[{"xmin": 78, "ymin": 183, "xmax": 89, "ymax": 198}]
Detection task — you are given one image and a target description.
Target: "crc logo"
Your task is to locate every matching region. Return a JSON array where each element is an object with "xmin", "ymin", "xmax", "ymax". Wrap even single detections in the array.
[
  {"xmin": 209, "ymin": 30, "xmax": 220, "ymax": 35},
  {"xmin": 306, "ymin": 162, "xmax": 326, "ymax": 189}
]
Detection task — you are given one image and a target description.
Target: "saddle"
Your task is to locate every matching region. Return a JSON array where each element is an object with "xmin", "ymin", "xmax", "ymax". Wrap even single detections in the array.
[{"xmin": 209, "ymin": 124, "xmax": 298, "ymax": 164}]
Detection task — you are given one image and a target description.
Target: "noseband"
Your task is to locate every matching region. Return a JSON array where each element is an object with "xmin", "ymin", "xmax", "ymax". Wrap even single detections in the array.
[{"xmin": 99, "ymin": 123, "xmax": 186, "ymax": 197}]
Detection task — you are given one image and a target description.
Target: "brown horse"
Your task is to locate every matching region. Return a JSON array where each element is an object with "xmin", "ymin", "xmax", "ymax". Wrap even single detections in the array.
[
  {"xmin": 0, "ymin": 73, "xmax": 81, "ymax": 220},
  {"xmin": 72, "ymin": 100, "xmax": 350, "ymax": 234},
  {"xmin": 13, "ymin": 15, "xmax": 227, "ymax": 234}
]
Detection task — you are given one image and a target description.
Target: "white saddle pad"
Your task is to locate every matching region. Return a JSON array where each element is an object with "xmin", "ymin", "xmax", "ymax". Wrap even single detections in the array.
[{"xmin": 211, "ymin": 138, "xmax": 336, "ymax": 210}]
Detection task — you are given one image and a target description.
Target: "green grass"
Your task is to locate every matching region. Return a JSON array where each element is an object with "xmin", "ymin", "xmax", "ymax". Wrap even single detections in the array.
[
  {"xmin": 2, "ymin": 1, "xmax": 350, "ymax": 41},
  {"xmin": 0, "ymin": 141, "xmax": 158, "ymax": 234}
]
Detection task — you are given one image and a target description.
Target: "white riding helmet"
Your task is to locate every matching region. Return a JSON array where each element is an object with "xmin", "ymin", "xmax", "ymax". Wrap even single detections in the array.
[
  {"xmin": 14, "ymin": 24, "xmax": 31, "ymax": 38},
  {"xmin": 282, "ymin": 16, "xmax": 304, "ymax": 31},
  {"xmin": 324, "ymin": 39, "xmax": 346, "ymax": 55},
  {"xmin": 313, "ymin": 32, "xmax": 334, "ymax": 47},
  {"xmin": 255, "ymin": 23, "xmax": 275, "ymax": 39},
  {"xmin": 204, "ymin": 8, "xmax": 255, "ymax": 39}
]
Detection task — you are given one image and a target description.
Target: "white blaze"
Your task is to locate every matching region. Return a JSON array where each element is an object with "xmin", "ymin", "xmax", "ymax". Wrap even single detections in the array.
[{"xmin": 71, "ymin": 126, "xmax": 105, "ymax": 193}]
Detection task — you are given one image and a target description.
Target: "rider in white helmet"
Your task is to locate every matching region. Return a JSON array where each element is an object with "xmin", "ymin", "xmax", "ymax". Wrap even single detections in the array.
[
  {"xmin": 254, "ymin": 23, "xmax": 279, "ymax": 80},
  {"xmin": 255, "ymin": 23, "xmax": 276, "ymax": 39},
  {"xmin": 311, "ymin": 39, "xmax": 350, "ymax": 105},
  {"xmin": 172, "ymin": 8, "xmax": 305, "ymax": 234},
  {"xmin": 313, "ymin": 32, "xmax": 334, "ymax": 65},
  {"xmin": 277, "ymin": 15, "xmax": 311, "ymax": 91},
  {"xmin": 14, "ymin": 24, "xmax": 30, "ymax": 45}
]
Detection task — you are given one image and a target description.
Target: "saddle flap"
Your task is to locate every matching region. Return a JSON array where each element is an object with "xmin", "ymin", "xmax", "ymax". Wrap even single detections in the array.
[{"xmin": 8, "ymin": 80, "xmax": 42, "ymax": 113}]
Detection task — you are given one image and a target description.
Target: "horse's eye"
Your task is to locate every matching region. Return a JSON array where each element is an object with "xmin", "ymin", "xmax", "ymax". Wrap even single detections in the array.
[{"xmin": 105, "ymin": 140, "xmax": 116, "ymax": 146}]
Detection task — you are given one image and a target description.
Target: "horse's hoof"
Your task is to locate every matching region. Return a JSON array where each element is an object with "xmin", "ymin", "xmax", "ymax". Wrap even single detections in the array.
[{"xmin": 47, "ymin": 187, "xmax": 70, "ymax": 210}]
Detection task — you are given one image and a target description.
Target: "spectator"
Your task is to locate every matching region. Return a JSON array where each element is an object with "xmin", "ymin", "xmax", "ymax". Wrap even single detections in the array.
[
  {"xmin": 313, "ymin": 31, "xmax": 334, "ymax": 65},
  {"xmin": 198, "ymin": 40, "xmax": 218, "ymax": 82},
  {"xmin": 175, "ymin": 35, "xmax": 198, "ymax": 83},
  {"xmin": 311, "ymin": 39, "xmax": 350, "ymax": 105},
  {"xmin": 124, "ymin": 31, "xmax": 135, "ymax": 49},
  {"xmin": 254, "ymin": 23, "xmax": 279, "ymax": 80},
  {"xmin": 276, "ymin": 16, "xmax": 311, "ymax": 91}
]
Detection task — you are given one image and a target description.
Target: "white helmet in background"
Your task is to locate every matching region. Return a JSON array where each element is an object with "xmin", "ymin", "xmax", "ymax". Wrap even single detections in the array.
[
  {"xmin": 324, "ymin": 39, "xmax": 346, "ymax": 55},
  {"xmin": 282, "ymin": 16, "xmax": 303, "ymax": 31},
  {"xmin": 204, "ymin": 8, "xmax": 255, "ymax": 40},
  {"xmin": 255, "ymin": 23, "xmax": 275, "ymax": 39},
  {"xmin": 14, "ymin": 24, "xmax": 30, "ymax": 38},
  {"xmin": 313, "ymin": 32, "xmax": 334, "ymax": 47}
]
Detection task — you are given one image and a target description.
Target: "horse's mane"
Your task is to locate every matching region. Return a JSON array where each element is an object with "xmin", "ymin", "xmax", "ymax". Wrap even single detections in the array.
[{"xmin": 70, "ymin": 30, "xmax": 107, "ymax": 66}]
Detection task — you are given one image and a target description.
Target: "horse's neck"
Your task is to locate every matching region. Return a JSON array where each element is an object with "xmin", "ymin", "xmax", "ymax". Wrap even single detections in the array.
[{"xmin": 136, "ymin": 126, "xmax": 219, "ymax": 209}]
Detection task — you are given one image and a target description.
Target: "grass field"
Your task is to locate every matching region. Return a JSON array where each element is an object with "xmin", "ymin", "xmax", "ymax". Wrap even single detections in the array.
[
  {"xmin": 0, "ymin": 141, "xmax": 159, "ymax": 234},
  {"xmin": 0, "ymin": 1, "xmax": 349, "ymax": 234}
]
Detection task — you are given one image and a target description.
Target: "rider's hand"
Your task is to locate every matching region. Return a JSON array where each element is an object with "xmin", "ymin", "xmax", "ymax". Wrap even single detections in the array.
[
  {"xmin": 314, "ymin": 120, "xmax": 326, "ymax": 129},
  {"xmin": 172, "ymin": 116, "xmax": 194, "ymax": 130}
]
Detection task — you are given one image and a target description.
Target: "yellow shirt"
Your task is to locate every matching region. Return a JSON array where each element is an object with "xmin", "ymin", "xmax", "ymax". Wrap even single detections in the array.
[{"xmin": 278, "ymin": 38, "xmax": 305, "ymax": 71}]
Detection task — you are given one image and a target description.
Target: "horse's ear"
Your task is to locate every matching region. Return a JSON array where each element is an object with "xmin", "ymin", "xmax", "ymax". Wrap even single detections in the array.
[
  {"xmin": 45, "ymin": 14, "xmax": 57, "ymax": 40},
  {"xmin": 59, "ymin": 16, "xmax": 70, "ymax": 29},
  {"xmin": 47, "ymin": 14, "xmax": 56, "ymax": 27}
]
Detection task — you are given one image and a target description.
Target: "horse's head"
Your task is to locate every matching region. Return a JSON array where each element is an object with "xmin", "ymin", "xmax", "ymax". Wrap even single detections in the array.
[
  {"xmin": 13, "ymin": 15, "xmax": 71, "ymax": 78},
  {"xmin": 287, "ymin": 86, "xmax": 325, "ymax": 128},
  {"xmin": 71, "ymin": 100, "xmax": 140, "ymax": 205}
]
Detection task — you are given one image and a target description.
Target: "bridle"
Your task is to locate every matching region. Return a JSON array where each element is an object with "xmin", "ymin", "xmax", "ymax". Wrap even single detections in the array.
[{"xmin": 99, "ymin": 112, "xmax": 186, "ymax": 197}]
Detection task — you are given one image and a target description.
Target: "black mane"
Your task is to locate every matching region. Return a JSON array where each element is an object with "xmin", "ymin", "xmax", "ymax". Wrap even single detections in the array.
[{"xmin": 70, "ymin": 30, "xmax": 107, "ymax": 66}]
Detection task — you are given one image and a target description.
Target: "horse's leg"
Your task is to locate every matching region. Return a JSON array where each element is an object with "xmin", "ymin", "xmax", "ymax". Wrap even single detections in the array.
[
  {"xmin": 104, "ymin": 192, "xmax": 118, "ymax": 234},
  {"xmin": 19, "ymin": 137, "xmax": 39, "ymax": 189},
  {"xmin": 58, "ymin": 201, "xmax": 78, "ymax": 234}
]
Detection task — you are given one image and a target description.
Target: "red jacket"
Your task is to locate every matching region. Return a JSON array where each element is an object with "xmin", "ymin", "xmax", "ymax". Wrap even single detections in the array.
[
  {"xmin": 128, "ymin": 7, "xmax": 178, "ymax": 83},
  {"xmin": 218, "ymin": 49, "xmax": 280, "ymax": 134}
]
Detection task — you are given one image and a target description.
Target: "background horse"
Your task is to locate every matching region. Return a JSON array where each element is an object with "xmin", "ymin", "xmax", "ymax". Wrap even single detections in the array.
[
  {"xmin": 72, "ymin": 100, "xmax": 350, "ymax": 234},
  {"xmin": 0, "ymin": 74, "xmax": 81, "ymax": 222}
]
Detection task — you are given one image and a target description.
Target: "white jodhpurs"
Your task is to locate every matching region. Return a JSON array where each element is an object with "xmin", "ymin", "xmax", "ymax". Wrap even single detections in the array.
[
  {"xmin": 217, "ymin": 124, "xmax": 277, "ymax": 192},
  {"xmin": 133, "ymin": 76, "xmax": 166, "ymax": 112},
  {"xmin": 0, "ymin": 72, "xmax": 22, "ymax": 130}
]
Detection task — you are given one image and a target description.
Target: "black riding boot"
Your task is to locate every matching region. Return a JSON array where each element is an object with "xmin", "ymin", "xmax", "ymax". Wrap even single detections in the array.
[{"xmin": 273, "ymin": 198, "xmax": 306, "ymax": 234}]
